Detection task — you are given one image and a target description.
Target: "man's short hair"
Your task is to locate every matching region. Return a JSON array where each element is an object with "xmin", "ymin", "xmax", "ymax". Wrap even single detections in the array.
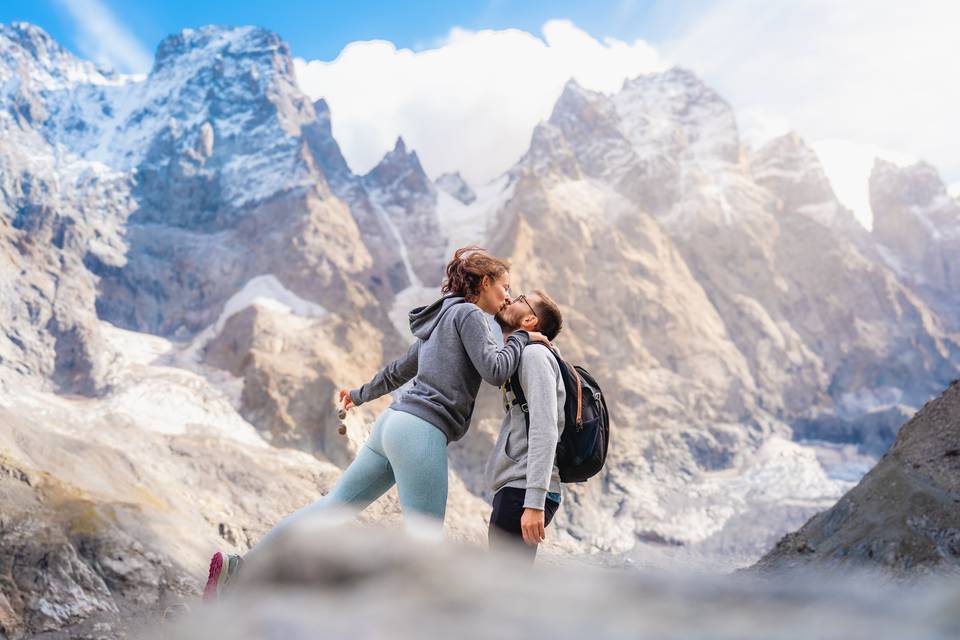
[{"xmin": 531, "ymin": 289, "xmax": 563, "ymax": 341}]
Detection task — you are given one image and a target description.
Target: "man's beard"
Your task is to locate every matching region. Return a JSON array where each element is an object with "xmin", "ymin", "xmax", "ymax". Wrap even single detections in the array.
[{"xmin": 494, "ymin": 312, "xmax": 520, "ymax": 332}]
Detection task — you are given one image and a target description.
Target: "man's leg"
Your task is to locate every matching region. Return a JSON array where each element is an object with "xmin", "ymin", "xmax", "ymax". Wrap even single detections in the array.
[{"xmin": 488, "ymin": 488, "xmax": 560, "ymax": 563}]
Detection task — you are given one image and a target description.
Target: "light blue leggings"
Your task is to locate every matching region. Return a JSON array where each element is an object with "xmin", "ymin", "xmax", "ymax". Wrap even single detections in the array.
[{"xmin": 251, "ymin": 408, "xmax": 449, "ymax": 554}]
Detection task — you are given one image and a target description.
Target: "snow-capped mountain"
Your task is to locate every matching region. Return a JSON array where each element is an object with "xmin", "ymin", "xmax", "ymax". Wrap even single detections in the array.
[{"xmin": 2, "ymin": 22, "xmax": 959, "ymax": 637}]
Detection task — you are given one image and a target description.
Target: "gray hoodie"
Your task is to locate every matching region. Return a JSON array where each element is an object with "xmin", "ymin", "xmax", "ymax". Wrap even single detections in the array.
[
  {"xmin": 485, "ymin": 343, "xmax": 566, "ymax": 510},
  {"xmin": 349, "ymin": 296, "xmax": 530, "ymax": 443}
]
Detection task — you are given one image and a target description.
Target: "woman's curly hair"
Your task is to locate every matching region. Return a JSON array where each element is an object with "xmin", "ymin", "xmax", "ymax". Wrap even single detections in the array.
[{"xmin": 441, "ymin": 245, "xmax": 511, "ymax": 301}]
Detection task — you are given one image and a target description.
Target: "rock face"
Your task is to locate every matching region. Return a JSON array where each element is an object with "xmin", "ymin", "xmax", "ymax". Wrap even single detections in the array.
[
  {"xmin": 870, "ymin": 159, "xmax": 960, "ymax": 328},
  {"xmin": 0, "ymin": 23, "xmax": 134, "ymax": 397},
  {"xmin": 78, "ymin": 26, "xmax": 390, "ymax": 337},
  {"xmin": 754, "ymin": 380, "xmax": 960, "ymax": 576},
  {"xmin": 362, "ymin": 137, "xmax": 447, "ymax": 285},
  {"xmin": 202, "ymin": 303, "xmax": 390, "ymax": 466}
]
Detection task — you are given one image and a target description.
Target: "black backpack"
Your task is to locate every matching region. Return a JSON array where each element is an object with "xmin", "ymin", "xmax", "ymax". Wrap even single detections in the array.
[{"xmin": 506, "ymin": 347, "xmax": 610, "ymax": 483}]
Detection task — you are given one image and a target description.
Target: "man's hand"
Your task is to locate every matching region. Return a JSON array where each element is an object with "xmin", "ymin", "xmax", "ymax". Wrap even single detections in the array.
[{"xmin": 520, "ymin": 508, "xmax": 546, "ymax": 546}]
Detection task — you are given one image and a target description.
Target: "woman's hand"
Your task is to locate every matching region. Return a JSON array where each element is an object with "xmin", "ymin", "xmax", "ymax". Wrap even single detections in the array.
[
  {"xmin": 338, "ymin": 389, "xmax": 356, "ymax": 412},
  {"xmin": 527, "ymin": 331, "xmax": 552, "ymax": 347}
]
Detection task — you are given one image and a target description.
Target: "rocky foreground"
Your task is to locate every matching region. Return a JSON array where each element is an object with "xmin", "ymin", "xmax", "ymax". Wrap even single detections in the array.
[
  {"xmin": 754, "ymin": 381, "xmax": 960, "ymax": 575},
  {"xmin": 152, "ymin": 522, "xmax": 960, "ymax": 640}
]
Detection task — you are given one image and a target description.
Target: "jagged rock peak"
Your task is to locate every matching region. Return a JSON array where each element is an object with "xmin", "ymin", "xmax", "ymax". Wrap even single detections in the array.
[
  {"xmin": 548, "ymin": 78, "xmax": 612, "ymax": 125},
  {"xmin": 313, "ymin": 98, "xmax": 332, "ymax": 129},
  {"xmin": 435, "ymin": 171, "xmax": 476, "ymax": 205},
  {"xmin": 0, "ymin": 21, "xmax": 118, "ymax": 87},
  {"xmin": 755, "ymin": 131, "xmax": 816, "ymax": 161},
  {"xmin": 379, "ymin": 136, "xmax": 416, "ymax": 168},
  {"xmin": 870, "ymin": 158, "xmax": 949, "ymax": 207},
  {"xmin": 870, "ymin": 156, "xmax": 960, "ymax": 260},
  {"xmin": 752, "ymin": 131, "xmax": 839, "ymax": 207},
  {"xmin": 152, "ymin": 25, "xmax": 293, "ymax": 76},
  {"xmin": 363, "ymin": 136, "xmax": 432, "ymax": 195},
  {"xmin": 614, "ymin": 65, "xmax": 741, "ymax": 165},
  {"xmin": 304, "ymin": 97, "xmax": 353, "ymax": 187},
  {"xmin": 620, "ymin": 65, "xmax": 724, "ymax": 103},
  {"xmin": 516, "ymin": 120, "xmax": 581, "ymax": 180},
  {"xmin": 1, "ymin": 21, "xmax": 62, "ymax": 58}
]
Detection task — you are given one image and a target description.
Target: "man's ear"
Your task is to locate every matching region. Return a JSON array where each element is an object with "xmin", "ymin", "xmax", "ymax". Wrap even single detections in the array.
[{"xmin": 522, "ymin": 315, "xmax": 539, "ymax": 332}]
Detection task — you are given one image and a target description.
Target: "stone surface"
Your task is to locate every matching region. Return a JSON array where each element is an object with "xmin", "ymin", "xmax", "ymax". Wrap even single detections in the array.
[{"xmin": 754, "ymin": 381, "xmax": 960, "ymax": 576}]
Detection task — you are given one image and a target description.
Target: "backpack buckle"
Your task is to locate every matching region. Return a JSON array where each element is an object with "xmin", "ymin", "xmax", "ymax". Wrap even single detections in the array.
[{"xmin": 520, "ymin": 403, "xmax": 528, "ymax": 413}]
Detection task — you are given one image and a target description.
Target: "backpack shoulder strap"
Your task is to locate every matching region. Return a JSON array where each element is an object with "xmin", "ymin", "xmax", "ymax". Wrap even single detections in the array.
[
  {"xmin": 506, "ymin": 366, "xmax": 531, "ymax": 434},
  {"xmin": 508, "ymin": 344, "xmax": 577, "ymax": 433},
  {"xmin": 544, "ymin": 347, "xmax": 582, "ymax": 427}
]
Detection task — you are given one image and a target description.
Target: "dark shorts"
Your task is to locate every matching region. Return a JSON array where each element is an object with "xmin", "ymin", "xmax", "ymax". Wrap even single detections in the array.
[{"xmin": 488, "ymin": 487, "xmax": 560, "ymax": 562}]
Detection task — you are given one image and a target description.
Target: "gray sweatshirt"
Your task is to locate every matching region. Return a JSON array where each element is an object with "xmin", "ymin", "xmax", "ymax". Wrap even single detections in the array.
[
  {"xmin": 349, "ymin": 295, "xmax": 530, "ymax": 443},
  {"xmin": 485, "ymin": 343, "xmax": 566, "ymax": 510}
]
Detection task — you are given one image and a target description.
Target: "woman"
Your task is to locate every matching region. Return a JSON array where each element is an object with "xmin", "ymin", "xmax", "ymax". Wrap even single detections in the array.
[{"xmin": 204, "ymin": 246, "xmax": 549, "ymax": 600}]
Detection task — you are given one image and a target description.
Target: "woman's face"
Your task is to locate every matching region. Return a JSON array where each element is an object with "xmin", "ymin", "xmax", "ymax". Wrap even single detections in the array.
[{"xmin": 475, "ymin": 272, "xmax": 512, "ymax": 315}]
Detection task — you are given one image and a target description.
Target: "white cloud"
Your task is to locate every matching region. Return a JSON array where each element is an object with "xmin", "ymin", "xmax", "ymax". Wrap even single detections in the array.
[
  {"xmin": 294, "ymin": 20, "xmax": 664, "ymax": 184},
  {"xmin": 661, "ymin": 0, "xmax": 960, "ymax": 205},
  {"xmin": 54, "ymin": 0, "xmax": 153, "ymax": 74},
  {"xmin": 811, "ymin": 140, "xmax": 915, "ymax": 230},
  {"xmin": 296, "ymin": 6, "xmax": 957, "ymax": 223}
]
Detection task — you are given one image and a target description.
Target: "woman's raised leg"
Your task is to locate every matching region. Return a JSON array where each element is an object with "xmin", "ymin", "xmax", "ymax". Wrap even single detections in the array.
[
  {"xmin": 247, "ymin": 410, "xmax": 397, "ymax": 558},
  {"xmin": 380, "ymin": 410, "xmax": 449, "ymax": 539}
]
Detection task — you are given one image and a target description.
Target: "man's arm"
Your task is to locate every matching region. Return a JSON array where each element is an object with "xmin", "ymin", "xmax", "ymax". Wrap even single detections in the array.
[
  {"xmin": 519, "ymin": 345, "xmax": 561, "ymax": 511},
  {"xmin": 349, "ymin": 340, "xmax": 420, "ymax": 406}
]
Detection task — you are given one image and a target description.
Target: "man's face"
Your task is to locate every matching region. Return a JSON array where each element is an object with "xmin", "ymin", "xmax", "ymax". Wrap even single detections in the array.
[{"xmin": 495, "ymin": 294, "xmax": 539, "ymax": 332}]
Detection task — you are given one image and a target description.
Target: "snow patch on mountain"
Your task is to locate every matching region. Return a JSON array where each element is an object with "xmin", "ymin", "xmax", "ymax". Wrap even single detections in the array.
[
  {"xmin": 185, "ymin": 275, "xmax": 328, "ymax": 359},
  {"xmin": 218, "ymin": 275, "xmax": 327, "ymax": 330},
  {"xmin": 435, "ymin": 171, "xmax": 476, "ymax": 205},
  {"xmin": 2, "ymin": 321, "xmax": 268, "ymax": 448},
  {"xmin": 837, "ymin": 386, "xmax": 904, "ymax": 416},
  {"xmin": 436, "ymin": 174, "xmax": 515, "ymax": 257},
  {"xmin": 174, "ymin": 274, "xmax": 331, "ymax": 375},
  {"xmin": 545, "ymin": 178, "xmax": 636, "ymax": 223},
  {"xmin": 388, "ymin": 284, "xmax": 441, "ymax": 344},
  {"xmin": 385, "ymin": 175, "xmax": 515, "ymax": 343},
  {"xmin": 874, "ymin": 243, "xmax": 910, "ymax": 279},
  {"xmin": 636, "ymin": 436, "xmax": 860, "ymax": 564}
]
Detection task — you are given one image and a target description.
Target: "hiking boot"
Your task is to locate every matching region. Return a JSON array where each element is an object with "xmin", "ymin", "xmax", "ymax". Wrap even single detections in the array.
[{"xmin": 202, "ymin": 551, "xmax": 243, "ymax": 603}]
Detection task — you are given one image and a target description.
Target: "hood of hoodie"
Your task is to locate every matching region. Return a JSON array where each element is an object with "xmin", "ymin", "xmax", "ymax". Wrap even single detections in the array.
[{"xmin": 408, "ymin": 295, "xmax": 469, "ymax": 340}]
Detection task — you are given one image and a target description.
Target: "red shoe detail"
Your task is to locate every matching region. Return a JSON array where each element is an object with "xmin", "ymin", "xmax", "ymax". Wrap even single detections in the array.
[{"xmin": 203, "ymin": 551, "xmax": 224, "ymax": 603}]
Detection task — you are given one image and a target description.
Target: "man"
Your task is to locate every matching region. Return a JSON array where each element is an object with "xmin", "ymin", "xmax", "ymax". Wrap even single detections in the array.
[{"xmin": 487, "ymin": 289, "xmax": 565, "ymax": 562}]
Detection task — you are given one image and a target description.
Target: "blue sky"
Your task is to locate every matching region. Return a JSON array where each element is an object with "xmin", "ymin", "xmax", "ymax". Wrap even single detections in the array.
[{"xmin": 2, "ymin": 0, "xmax": 687, "ymax": 70}]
